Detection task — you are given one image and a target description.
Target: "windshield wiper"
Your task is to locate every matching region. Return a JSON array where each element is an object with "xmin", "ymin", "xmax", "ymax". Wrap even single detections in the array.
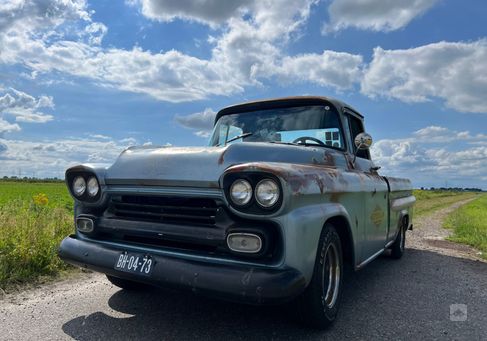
[
  {"xmin": 268, "ymin": 141, "xmax": 323, "ymax": 147},
  {"xmin": 219, "ymin": 132, "xmax": 253, "ymax": 146},
  {"xmin": 268, "ymin": 141, "xmax": 300, "ymax": 146}
]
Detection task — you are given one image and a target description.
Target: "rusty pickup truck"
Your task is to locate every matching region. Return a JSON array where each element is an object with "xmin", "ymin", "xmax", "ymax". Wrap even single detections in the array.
[{"xmin": 59, "ymin": 96, "xmax": 415, "ymax": 328}]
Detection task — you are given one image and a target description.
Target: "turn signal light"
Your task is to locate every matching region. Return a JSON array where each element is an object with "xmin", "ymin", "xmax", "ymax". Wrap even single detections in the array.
[
  {"xmin": 227, "ymin": 233, "xmax": 262, "ymax": 253},
  {"xmin": 76, "ymin": 217, "xmax": 94, "ymax": 234}
]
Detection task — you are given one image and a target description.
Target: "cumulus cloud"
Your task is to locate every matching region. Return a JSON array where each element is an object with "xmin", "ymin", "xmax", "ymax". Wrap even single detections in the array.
[
  {"xmin": 83, "ymin": 22, "xmax": 108, "ymax": 45},
  {"xmin": 362, "ymin": 40, "xmax": 487, "ymax": 113},
  {"xmin": 133, "ymin": 0, "xmax": 249, "ymax": 26},
  {"xmin": 371, "ymin": 126, "xmax": 487, "ymax": 188},
  {"xmin": 0, "ymin": 118, "xmax": 21, "ymax": 137},
  {"xmin": 273, "ymin": 50, "xmax": 364, "ymax": 90},
  {"xmin": 0, "ymin": 88, "xmax": 54, "ymax": 137},
  {"xmin": 325, "ymin": 0, "xmax": 439, "ymax": 33},
  {"xmin": 174, "ymin": 108, "xmax": 216, "ymax": 137},
  {"xmin": 0, "ymin": 0, "xmax": 363, "ymax": 103},
  {"xmin": 0, "ymin": 135, "xmax": 150, "ymax": 178},
  {"xmin": 0, "ymin": 0, "xmax": 90, "ymax": 34},
  {"xmin": 0, "ymin": 88, "xmax": 54, "ymax": 123}
]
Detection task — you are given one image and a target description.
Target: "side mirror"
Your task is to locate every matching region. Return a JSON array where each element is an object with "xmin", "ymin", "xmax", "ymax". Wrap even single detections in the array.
[
  {"xmin": 354, "ymin": 132, "xmax": 373, "ymax": 150},
  {"xmin": 352, "ymin": 132, "xmax": 373, "ymax": 167}
]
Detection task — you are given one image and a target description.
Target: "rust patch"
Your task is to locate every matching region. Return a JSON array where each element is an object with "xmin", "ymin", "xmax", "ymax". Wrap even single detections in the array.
[
  {"xmin": 315, "ymin": 176, "xmax": 325, "ymax": 194},
  {"xmin": 329, "ymin": 192, "xmax": 342, "ymax": 203},
  {"xmin": 217, "ymin": 148, "xmax": 227, "ymax": 165},
  {"xmin": 370, "ymin": 205, "xmax": 384, "ymax": 227},
  {"xmin": 323, "ymin": 150, "xmax": 335, "ymax": 165}
]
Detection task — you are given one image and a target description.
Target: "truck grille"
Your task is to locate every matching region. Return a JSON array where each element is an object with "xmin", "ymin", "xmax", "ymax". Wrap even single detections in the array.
[{"xmin": 107, "ymin": 195, "xmax": 219, "ymax": 226}]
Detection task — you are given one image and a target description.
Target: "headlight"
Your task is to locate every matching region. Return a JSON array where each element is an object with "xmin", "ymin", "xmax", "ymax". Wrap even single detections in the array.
[
  {"xmin": 87, "ymin": 177, "xmax": 99, "ymax": 197},
  {"xmin": 255, "ymin": 179, "xmax": 280, "ymax": 208},
  {"xmin": 72, "ymin": 176, "xmax": 86, "ymax": 197},
  {"xmin": 230, "ymin": 179, "xmax": 252, "ymax": 205}
]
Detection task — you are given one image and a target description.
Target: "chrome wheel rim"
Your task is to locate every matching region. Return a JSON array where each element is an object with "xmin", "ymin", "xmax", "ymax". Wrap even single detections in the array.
[{"xmin": 323, "ymin": 243, "xmax": 340, "ymax": 309}]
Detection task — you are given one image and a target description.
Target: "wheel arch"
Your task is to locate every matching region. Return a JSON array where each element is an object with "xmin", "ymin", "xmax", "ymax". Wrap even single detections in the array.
[{"xmin": 325, "ymin": 215, "xmax": 355, "ymax": 267}]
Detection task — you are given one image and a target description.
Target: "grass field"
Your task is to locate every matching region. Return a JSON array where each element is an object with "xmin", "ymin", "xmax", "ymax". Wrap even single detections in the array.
[
  {"xmin": 444, "ymin": 194, "xmax": 487, "ymax": 259},
  {"xmin": 413, "ymin": 190, "xmax": 479, "ymax": 217},
  {"xmin": 0, "ymin": 181, "xmax": 74, "ymax": 290}
]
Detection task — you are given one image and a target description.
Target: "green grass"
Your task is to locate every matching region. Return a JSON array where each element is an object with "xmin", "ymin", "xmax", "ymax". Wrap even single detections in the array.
[
  {"xmin": 413, "ymin": 190, "xmax": 479, "ymax": 217},
  {"xmin": 0, "ymin": 181, "xmax": 74, "ymax": 290},
  {"xmin": 444, "ymin": 194, "xmax": 487, "ymax": 259}
]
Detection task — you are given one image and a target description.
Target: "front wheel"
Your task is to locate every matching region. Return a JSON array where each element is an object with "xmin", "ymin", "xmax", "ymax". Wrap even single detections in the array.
[
  {"xmin": 297, "ymin": 223, "xmax": 343, "ymax": 329},
  {"xmin": 390, "ymin": 225, "xmax": 406, "ymax": 259}
]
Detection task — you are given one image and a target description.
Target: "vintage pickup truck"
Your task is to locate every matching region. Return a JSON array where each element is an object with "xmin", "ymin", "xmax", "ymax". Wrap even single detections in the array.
[{"xmin": 59, "ymin": 96, "xmax": 415, "ymax": 328}]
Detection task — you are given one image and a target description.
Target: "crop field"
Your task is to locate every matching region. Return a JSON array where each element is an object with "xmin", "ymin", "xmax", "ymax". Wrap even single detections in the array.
[
  {"xmin": 0, "ymin": 181, "xmax": 74, "ymax": 290},
  {"xmin": 0, "ymin": 182, "xmax": 485, "ymax": 291},
  {"xmin": 444, "ymin": 194, "xmax": 487, "ymax": 259}
]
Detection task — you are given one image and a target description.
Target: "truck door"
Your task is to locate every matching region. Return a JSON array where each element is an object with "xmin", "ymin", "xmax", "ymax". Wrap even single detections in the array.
[{"xmin": 345, "ymin": 113, "xmax": 389, "ymax": 258}]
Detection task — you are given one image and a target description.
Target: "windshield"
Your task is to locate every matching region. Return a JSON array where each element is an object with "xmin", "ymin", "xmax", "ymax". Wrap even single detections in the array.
[{"xmin": 209, "ymin": 105, "xmax": 345, "ymax": 149}]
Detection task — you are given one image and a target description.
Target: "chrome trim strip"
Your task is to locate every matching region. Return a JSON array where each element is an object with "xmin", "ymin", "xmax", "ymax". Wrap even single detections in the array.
[
  {"xmin": 355, "ymin": 248, "xmax": 385, "ymax": 270},
  {"xmin": 391, "ymin": 195, "xmax": 416, "ymax": 212},
  {"xmin": 385, "ymin": 239, "xmax": 395, "ymax": 248},
  {"xmin": 105, "ymin": 186, "xmax": 223, "ymax": 199}
]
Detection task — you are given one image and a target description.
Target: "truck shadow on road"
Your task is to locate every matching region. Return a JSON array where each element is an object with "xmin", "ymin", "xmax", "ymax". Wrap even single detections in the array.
[{"xmin": 62, "ymin": 249, "xmax": 486, "ymax": 340}]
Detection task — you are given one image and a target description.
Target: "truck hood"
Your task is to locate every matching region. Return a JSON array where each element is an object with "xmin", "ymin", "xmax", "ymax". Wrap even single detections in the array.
[{"xmin": 105, "ymin": 143, "xmax": 347, "ymax": 187}]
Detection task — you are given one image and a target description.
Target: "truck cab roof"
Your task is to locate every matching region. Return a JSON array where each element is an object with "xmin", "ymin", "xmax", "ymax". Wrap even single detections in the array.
[{"xmin": 214, "ymin": 96, "xmax": 363, "ymax": 125}]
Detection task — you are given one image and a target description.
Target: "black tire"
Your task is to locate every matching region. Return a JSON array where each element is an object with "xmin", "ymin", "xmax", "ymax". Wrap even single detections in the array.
[
  {"xmin": 390, "ymin": 224, "xmax": 406, "ymax": 259},
  {"xmin": 297, "ymin": 223, "xmax": 343, "ymax": 329},
  {"xmin": 106, "ymin": 275, "xmax": 151, "ymax": 290}
]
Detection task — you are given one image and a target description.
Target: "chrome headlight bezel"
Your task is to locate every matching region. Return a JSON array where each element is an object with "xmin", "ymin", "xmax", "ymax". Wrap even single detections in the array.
[
  {"xmin": 66, "ymin": 171, "xmax": 102, "ymax": 202},
  {"xmin": 223, "ymin": 172, "xmax": 283, "ymax": 215},
  {"xmin": 255, "ymin": 178, "xmax": 280, "ymax": 208},
  {"xmin": 87, "ymin": 176, "xmax": 100, "ymax": 197},
  {"xmin": 72, "ymin": 176, "xmax": 86, "ymax": 197},
  {"xmin": 229, "ymin": 179, "xmax": 253, "ymax": 206}
]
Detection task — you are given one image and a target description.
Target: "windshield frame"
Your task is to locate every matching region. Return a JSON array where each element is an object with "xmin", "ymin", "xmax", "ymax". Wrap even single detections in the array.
[{"xmin": 209, "ymin": 103, "xmax": 347, "ymax": 151}]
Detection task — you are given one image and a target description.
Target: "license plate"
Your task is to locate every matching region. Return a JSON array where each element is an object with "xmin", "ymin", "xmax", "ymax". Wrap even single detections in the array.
[{"xmin": 114, "ymin": 252, "xmax": 154, "ymax": 276}]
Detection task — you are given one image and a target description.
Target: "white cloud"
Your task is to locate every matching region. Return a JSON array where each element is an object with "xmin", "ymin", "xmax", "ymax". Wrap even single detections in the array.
[
  {"xmin": 119, "ymin": 137, "xmax": 138, "ymax": 146},
  {"xmin": 0, "ymin": 0, "xmax": 90, "ymax": 35},
  {"xmin": 134, "ymin": 0, "xmax": 249, "ymax": 26},
  {"xmin": 371, "ymin": 126, "xmax": 487, "ymax": 188},
  {"xmin": 0, "ymin": 88, "xmax": 54, "ymax": 136},
  {"xmin": 0, "ymin": 135, "xmax": 144, "ymax": 178},
  {"xmin": 0, "ymin": 0, "xmax": 363, "ymax": 102},
  {"xmin": 361, "ymin": 40, "xmax": 487, "ymax": 113},
  {"xmin": 174, "ymin": 108, "xmax": 216, "ymax": 130},
  {"xmin": 325, "ymin": 0, "xmax": 439, "ymax": 33},
  {"xmin": 83, "ymin": 22, "xmax": 108, "ymax": 45},
  {"xmin": 174, "ymin": 108, "xmax": 216, "ymax": 137},
  {"xmin": 0, "ymin": 118, "xmax": 21, "ymax": 137},
  {"xmin": 88, "ymin": 134, "xmax": 111, "ymax": 140},
  {"xmin": 273, "ymin": 50, "xmax": 363, "ymax": 90}
]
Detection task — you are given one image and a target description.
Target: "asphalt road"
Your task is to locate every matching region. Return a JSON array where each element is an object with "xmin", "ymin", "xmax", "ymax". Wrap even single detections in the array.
[{"xmin": 1, "ymin": 203, "xmax": 486, "ymax": 340}]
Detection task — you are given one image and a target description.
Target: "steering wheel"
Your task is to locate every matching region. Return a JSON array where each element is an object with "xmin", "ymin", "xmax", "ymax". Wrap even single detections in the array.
[{"xmin": 292, "ymin": 136, "xmax": 325, "ymax": 145}]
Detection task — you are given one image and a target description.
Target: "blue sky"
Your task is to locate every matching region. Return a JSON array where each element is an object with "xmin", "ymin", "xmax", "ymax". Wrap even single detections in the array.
[{"xmin": 0, "ymin": 0, "xmax": 486, "ymax": 189}]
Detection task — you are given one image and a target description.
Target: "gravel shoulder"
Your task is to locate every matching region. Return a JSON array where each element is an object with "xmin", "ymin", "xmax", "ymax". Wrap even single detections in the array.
[
  {"xmin": 1, "ymin": 200, "xmax": 486, "ymax": 340},
  {"xmin": 408, "ymin": 198, "xmax": 484, "ymax": 261}
]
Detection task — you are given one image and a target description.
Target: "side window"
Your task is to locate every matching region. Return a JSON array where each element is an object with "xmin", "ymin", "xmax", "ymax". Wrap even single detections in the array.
[
  {"xmin": 346, "ymin": 114, "xmax": 370, "ymax": 160},
  {"xmin": 214, "ymin": 124, "xmax": 243, "ymax": 145}
]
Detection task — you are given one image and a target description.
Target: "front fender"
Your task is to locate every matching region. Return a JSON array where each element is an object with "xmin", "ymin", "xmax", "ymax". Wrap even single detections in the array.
[{"xmin": 277, "ymin": 202, "xmax": 353, "ymax": 285}]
